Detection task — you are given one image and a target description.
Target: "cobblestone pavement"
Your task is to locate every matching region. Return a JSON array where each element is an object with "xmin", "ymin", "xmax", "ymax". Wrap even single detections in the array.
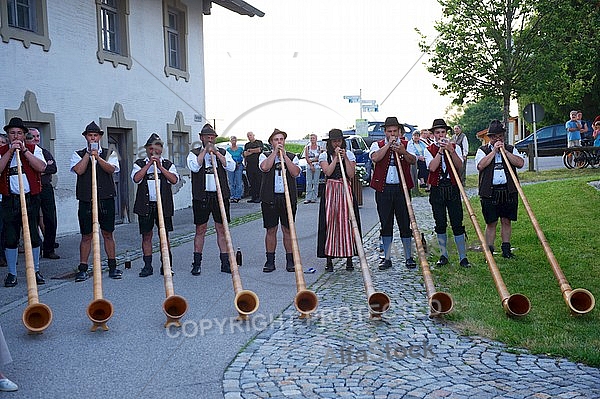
[{"xmin": 223, "ymin": 195, "xmax": 600, "ymax": 399}]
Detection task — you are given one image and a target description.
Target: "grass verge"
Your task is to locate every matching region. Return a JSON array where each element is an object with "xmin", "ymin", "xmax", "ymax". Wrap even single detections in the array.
[{"xmin": 432, "ymin": 169, "xmax": 600, "ymax": 366}]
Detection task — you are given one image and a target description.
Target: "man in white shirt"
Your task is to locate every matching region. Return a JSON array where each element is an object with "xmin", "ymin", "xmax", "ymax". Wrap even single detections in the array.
[
  {"xmin": 132, "ymin": 133, "xmax": 179, "ymax": 277},
  {"xmin": 259, "ymin": 129, "xmax": 301, "ymax": 272},
  {"xmin": 475, "ymin": 120, "xmax": 524, "ymax": 258},
  {"xmin": 187, "ymin": 124, "xmax": 235, "ymax": 275}
]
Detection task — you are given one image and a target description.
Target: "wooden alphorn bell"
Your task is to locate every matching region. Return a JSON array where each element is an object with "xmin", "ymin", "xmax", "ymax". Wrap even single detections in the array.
[
  {"xmin": 499, "ymin": 147, "xmax": 594, "ymax": 315},
  {"xmin": 16, "ymin": 150, "xmax": 53, "ymax": 333},
  {"xmin": 337, "ymin": 152, "xmax": 390, "ymax": 319},
  {"xmin": 210, "ymin": 153, "xmax": 259, "ymax": 320},
  {"xmin": 394, "ymin": 152, "xmax": 454, "ymax": 316},
  {"xmin": 152, "ymin": 160, "xmax": 188, "ymax": 328},
  {"xmin": 444, "ymin": 149, "xmax": 530, "ymax": 317},
  {"xmin": 278, "ymin": 149, "xmax": 318, "ymax": 318},
  {"xmin": 86, "ymin": 155, "xmax": 114, "ymax": 331}
]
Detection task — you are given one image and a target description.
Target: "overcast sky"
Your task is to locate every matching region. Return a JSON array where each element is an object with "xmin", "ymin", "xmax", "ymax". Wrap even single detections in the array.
[{"xmin": 203, "ymin": 0, "xmax": 450, "ymax": 140}]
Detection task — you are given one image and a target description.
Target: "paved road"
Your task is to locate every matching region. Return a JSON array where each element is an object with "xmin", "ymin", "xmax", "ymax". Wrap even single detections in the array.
[{"xmin": 2, "ymin": 157, "xmax": 597, "ymax": 399}]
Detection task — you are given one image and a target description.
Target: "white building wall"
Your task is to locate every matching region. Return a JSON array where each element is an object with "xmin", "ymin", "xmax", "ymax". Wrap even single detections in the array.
[{"xmin": 1, "ymin": 0, "xmax": 208, "ymax": 236}]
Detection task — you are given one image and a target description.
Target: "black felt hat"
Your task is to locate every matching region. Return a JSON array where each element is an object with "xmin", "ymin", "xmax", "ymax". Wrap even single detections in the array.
[
  {"xmin": 145, "ymin": 133, "xmax": 163, "ymax": 147},
  {"xmin": 323, "ymin": 128, "xmax": 348, "ymax": 141},
  {"xmin": 268, "ymin": 128, "xmax": 287, "ymax": 143},
  {"xmin": 430, "ymin": 118, "xmax": 451, "ymax": 132},
  {"xmin": 3, "ymin": 117, "xmax": 28, "ymax": 133},
  {"xmin": 199, "ymin": 123, "xmax": 217, "ymax": 136},
  {"xmin": 82, "ymin": 121, "xmax": 104, "ymax": 136},
  {"xmin": 381, "ymin": 117, "xmax": 404, "ymax": 130},
  {"xmin": 486, "ymin": 119, "xmax": 506, "ymax": 135}
]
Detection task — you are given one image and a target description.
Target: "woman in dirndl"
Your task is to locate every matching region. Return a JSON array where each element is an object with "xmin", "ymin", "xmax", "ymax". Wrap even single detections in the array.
[{"xmin": 317, "ymin": 129, "xmax": 362, "ymax": 272}]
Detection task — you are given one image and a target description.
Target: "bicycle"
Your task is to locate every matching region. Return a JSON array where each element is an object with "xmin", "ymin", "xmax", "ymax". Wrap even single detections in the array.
[{"xmin": 563, "ymin": 147, "xmax": 588, "ymax": 169}]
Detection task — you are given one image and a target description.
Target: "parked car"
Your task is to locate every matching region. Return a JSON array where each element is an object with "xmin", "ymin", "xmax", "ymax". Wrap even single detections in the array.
[
  {"xmin": 515, "ymin": 121, "xmax": 593, "ymax": 151},
  {"xmin": 343, "ymin": 121, "xmax": 419, "ymax": 147},
  {"xmin": 297, "ymin": 134, "xmax": 371, "ymax": 196}
]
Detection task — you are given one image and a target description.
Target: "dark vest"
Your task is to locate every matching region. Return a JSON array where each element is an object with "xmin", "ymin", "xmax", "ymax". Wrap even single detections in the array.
[
  {"xmin": 0, "ymin": 143, "xmax": 42, "ymax": 196},
  {"xmin": 260, "ymin": 151, "xmax": 297, "ymax": 205},
  {"xmin": 369, "ymin": 139, "xmax": 413, "ymax": 192},
  {"xmin": 190, "ymin": 147, "xmax": 230, "ymax": 200},
  {"xmin": 478, "ymin": 144, "xmax": 519, "ymax": 198},
  {"xmin": 426, "ymin": 143, "xmax": 458, "ymax": 187},
  {"xmin": 324, "ymin": 153, "xmax": 343, "ymax": 180},
  {"xmin": 133, "ymin": 159, "xmax": 175, "ymax": 217},
  {"xmin": 75, "ymin": 148, "xmax": 116, "ymax": 201}
]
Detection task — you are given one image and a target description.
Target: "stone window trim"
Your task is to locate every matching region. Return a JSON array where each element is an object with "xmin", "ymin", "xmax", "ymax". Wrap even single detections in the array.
[
  {"xmin": 95, "ymin": 0, "xmax": 132, "ymax": 70},
  {"xmin": 167, "ymin": 111, "xmax": 191, "ymax": 176},
  {"xmin": 162, "ymin": 0, "xmax": 189, "ymax": 82},
  {"xmin": 0, "ymin": 0, "xmax": 51, "ymax": 51}
]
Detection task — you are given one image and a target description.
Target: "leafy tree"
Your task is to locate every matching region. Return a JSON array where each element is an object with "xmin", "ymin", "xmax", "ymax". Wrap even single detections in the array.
[
  {"xmin": 418, "ymin": 0, "xmax": 600, "ymax": 126},
  {"xmin": 450, "ymin": 97, "xmax": 503, "ymax": 151}
]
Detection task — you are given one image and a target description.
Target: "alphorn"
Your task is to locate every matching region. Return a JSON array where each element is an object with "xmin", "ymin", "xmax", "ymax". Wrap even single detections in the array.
[
  {"xmin": 210, "ymin": 153, "xmax": 259, "ymax": 320},
  {"xmin": 153, "ymin": 160, "xmax": 188, "ymax": 328},
  {"xmin": 444, "ymin": 149, "xmax": 530, "ymax": 317},
  {"xmin": 16, "ymin": 149, "xmax": 53, "ymax": 333},
  {"xmin": 278, "ymin": 149, "xmax": 319, "ymax": 318},
  {"xmin": 394, "ymin": 152, "xmax": 454, "ymax": 316},
  {"xmin": 337, "ymin": 152, "xmax": 390, "ymax": 319},
  {"xmin": 86, "ymin": 155, "xmax": 114, "ymax": 331},
  {"xmin": 499, "ymin": 147, "xmax": 595, "ymax": 315}
]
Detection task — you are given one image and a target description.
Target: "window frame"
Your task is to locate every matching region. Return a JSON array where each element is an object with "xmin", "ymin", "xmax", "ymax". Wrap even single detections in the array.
[
  {"xmin": 0, "ymin": 0, "xmax": 51, "ymax": 51},
  {"xmin": 162, "ymin": 0, "xmax": 189, "ymax": 81},
  {"xmin": 95, "ymin": 0, "xmax": 132, "ymax": 69}
]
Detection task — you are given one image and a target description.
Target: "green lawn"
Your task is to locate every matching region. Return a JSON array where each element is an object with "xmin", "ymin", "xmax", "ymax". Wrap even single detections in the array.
[{"xmin": 431, "ymin": 169, "xmax": 600, "ymax": 366}]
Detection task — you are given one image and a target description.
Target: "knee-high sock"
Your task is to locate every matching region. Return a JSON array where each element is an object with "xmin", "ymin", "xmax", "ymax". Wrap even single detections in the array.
[
  {"xmin": 437, "ymin": 233, "xmax": 448, "ymax": 258},
  {"xmin": 6, "ymin": 248, "xmax": 17, "ymax": 275},
  {"xmin": 401, "ymin": 237, "xmax": 412, "ymax": 260},
  {"xmin": 454, "ymin": 234, "xmax": 467, "ymax": 260},
  {"xmin": 382, "ymin": 236, "xmax": 393, "ymax": 260},
  {"xmin": 32, "ymin": 246, "xmax": 40, "ymax": 272}
]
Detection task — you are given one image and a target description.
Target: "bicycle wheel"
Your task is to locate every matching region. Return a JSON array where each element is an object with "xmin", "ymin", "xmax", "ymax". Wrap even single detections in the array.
[
  {"xmin": 589, "ymin": 151, "xmax": 600, "ymax": 168},
  {"xmin": 563, "ymin": 150, "xmax": 575, "ymax": 169},
  {"xmin": 575, "ymin": 150, "xmax": 589, "ymax": 169}
]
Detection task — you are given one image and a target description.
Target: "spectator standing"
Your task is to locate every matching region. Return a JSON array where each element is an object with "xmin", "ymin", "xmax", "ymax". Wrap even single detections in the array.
[
  {"xmin": 0, "ymin": 117, "xmax": 47, "ymax": 288},
  {"xmin": 243, "ymin": 132, "xmax": 263, "ymax": 203},
  {"xmin": 70, "ymin": 121, "xmax": 122, "ymax": 282},
  {"xmin": 475, "ymin": 120, "xmax": 524, "ymax": 258},
  {"xmin": 0, "ymin": 325, "xmax": 18, "ymax": 392},
  {"xmin": 576, "ymin": 111, "xmax": 590, "ymax": 143},
  {"xmin": 303, "ymin": 133, "xmax": 321, "ymax": 204},
  {"xmin": 369, "ymin": 117, "xmax": 417, "ymax": 270},
  {"xmin": 226, "ymin": 136, "xmax": 244, "ymax": 203},
  {"xmin": 593, "ymin": 116, "xmax": 600, "ymax": 147},
  {"xmin": 187, "ymin": 124, "xmax": 236, "ymax": 275},
  {"xmin": 566, "ymin": 110, "xmax": 582, "ymax": 147},
  {"xmin": 407, "ymin": 131, "xmax": 428, "ymax": 189},
  {"xmin": 0, "ymin": 135, "xmax": 7, "ymax": 267},
  {"xmin": 452, "ymin": 125, "xmax": 469, "ymax": 184},
  {"xmin": 424, "ymin": 119, "xmax": 470, "ymax": 268},
  {"xmin": 132, "ymin": 133, "xmax": 179, "ymax": 277},
  {"xmin": 317, "ymin": 129, "xmax": 360, "ymax": 272},
  {"xmin": 259, "ymin": 129, "xmax": 301, "ymax": 273},
  {"xmin": 25, "ymin": 128, "xmax": 60, "ymax": 259}
]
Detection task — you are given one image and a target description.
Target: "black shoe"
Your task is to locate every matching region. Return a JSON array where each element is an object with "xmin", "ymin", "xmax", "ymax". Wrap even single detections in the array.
[
  {"xmin": 4, "ymin": 273, "xmax": 17, "ymax": 287},
  {"xmin": 325, "ymin": 258, "xmax": 334, "ymax": 272},
  {"xmin": 160, "ymin": 266, "xmax": 174, "ymax": 276},
  {"xmin": 436, "ymin": 255, "xmax": 449, "ymax": 267},
  {"xmin": 75, "ymin": 271, "xmax": 88, "ymax": 282},
  {"xmin": 35, "ymin": 271, "xmax": 45, "ymax": 285},
  {"xmin": 221, "ymin": 264, "xmax": 232, "ymax": 274},
  {"xmin": 43, "ymin": 251, "xmax": 60, "ymax": 259},
  {"xmin": 346, "ymin": 259, "xmax": 354, "ymax": 271},
  {"xmin": 459, "ymin": 258, "xmax": 471, "ymax": 268},
  {"xmin": 191, "ymin": 263, "xmax": 201, "ymax": 276},
  {"xmin": 405, "ymin": 257, "xmax": 417, "ymax": 269},
  {"xmin": 109, "ymin": 268, "xmax": 122, "ymax": 279},
  {"xmin": 263, "ymin": 262, "xmax": 275, "ymax": 273},
  {"xmin": 502, "ymin": 252, "xmax": 515, "ymax": 259},
  {"xmin": 378, "ymin": 259, "xmax": 392, "ymax": 270},
  {"xmin": 139, "ymin": 266, "xmax": 153, "ymax": 277}
]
